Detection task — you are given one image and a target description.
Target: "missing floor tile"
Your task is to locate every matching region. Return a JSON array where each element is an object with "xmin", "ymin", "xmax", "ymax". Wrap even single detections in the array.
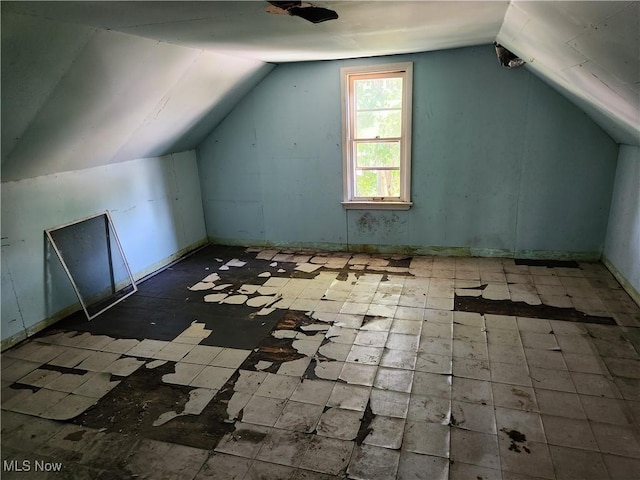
[
  {"xmin": 514, "ymin": 259, "xmax": 580, "ymax": 268},
  {"xmin": 72, "ymin": 361, "xmax": 235, "ymax": 449},
  {"xmin": 355, "ymin": 401, "xmax": 376, "ymax": 445},
  {"xmin": 455, "ymin": 296, "xmax": 616, "ymax": 325}
]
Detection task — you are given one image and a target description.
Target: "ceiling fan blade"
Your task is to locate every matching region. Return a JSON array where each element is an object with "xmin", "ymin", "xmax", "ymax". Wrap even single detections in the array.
[{"xmin": 289, "ymin": 6, "xmax": 338, "ymax": 23}]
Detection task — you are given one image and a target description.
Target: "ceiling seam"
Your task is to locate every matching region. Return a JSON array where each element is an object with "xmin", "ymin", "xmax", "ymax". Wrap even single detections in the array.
[
  {"xmin": 109, "ymin": 47, "xmax": 206, "ymax": 163},
  {"xmin": 2, "ymin": 17, "xmax": 97, "ymax": 166}
]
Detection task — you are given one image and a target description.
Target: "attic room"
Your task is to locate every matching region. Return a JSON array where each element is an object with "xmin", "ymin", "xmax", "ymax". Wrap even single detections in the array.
[{"xmin": 1, "ymin": 0, "xmax": 639, "ymax": 478}]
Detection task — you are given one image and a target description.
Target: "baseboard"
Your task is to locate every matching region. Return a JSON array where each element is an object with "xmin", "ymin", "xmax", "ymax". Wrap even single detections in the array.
[
  {"xmin": 602, "ymin": 255, "xmax": 640, "ymax": 308},
  {"xmin": 209, "ymin": 236, "xmax": 601, "ymax": 261}
]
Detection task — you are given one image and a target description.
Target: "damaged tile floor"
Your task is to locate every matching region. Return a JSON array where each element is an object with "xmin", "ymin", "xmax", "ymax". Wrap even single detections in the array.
[{"xmin": 2, "ymin": 245, "xmax": 640, "ymax": 479}]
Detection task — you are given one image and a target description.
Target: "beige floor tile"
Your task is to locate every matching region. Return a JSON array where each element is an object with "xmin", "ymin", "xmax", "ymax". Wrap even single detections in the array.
[
  {"xmin": 162, "ymin": 362, "xmax": 206, "ymax": 386},
  {"xmin": 498, "ymin": 435, "xmax": 555, "ymax": 479},
  {"xmin": 76, "ymin": 351, "xmax": 122, "ymax": 372},
  {"xmin": 414, "ymin": 351, "xmax": 451, "ymax": 374},
  {"xmin": 370, "ymin": 389, "xmax": 410, "ymax": 418},
  {"xmin": 45, "ymin": 371, "xmax": 97, "ymax": 393},
  {"xmin": 450, "ymin": 428, "xmax": 500, "ymax": 470},
  {"xmin": 541, "ymin": 414, "xmax": 598, "ymax": 451},
  {"xmin": 571, "ymin": 371, "xmax": 621, "ymax": 398},
  {"xmin": 529, "ymin": 366, "xmax": 576, "ymax": 392},
  {"xmin": 516, "ymin": 317, "xmax": 552, "ymax": 333},
  {"xmin": 339, "ymin": 362, "xmax": 377, "ymax": 386},
  {"xmin": 373, "ymin": 367, "xmax": 414, "ymax": 393},
  {"xmin": 354, "ymin": 330, "xmax": 388, "ymax": 348},
  {"xmin": 411, "ymin": 372, "xmax": 451, "ymax": 399},
  {"xmin": 46, "ymin": 348, "xmax": 93, "ymax": 369},
  {"xmin": 125, "ymin": 438, "xmax": 208, "ymax": 478},
  {"xmin": 254, "ymin": 373, "xmax": 300, "ymax": 399},
  {"xmin": 492, "ymin": 383, "xmax": 538, "ymax": 412},
  {"xmin": 215, "ymin": 422, "xmax": 270, "ymax": 458},
  {"xmin": 278, "ymin": 356, "xmax": 313, "ymax": 376},
  {"xmin": 41, "ymin": 393, "xmax": 97, "ymax": 420},
  {"xmin": 346, "ymin": 345, "xmax": 384, "ymax": 365},
  {"xmin": 496, "ymin": 407, "xmax": 546, "ymax": 443},
  {"xmin": 317, "ymin": 342, "xmax": 351, "ymax": 362},
  {"xmin": 452, "ymin": 357, "xmax": 491, "ymax": 381},
  {"xmin": 274, "ymin": 400, "xmax": 323, "ymax": 433},
  {"xmin": 195, "ymin": 452, "xmax": 252, "ymax": 480},
  {"xmin": 153, "ymin": 342, "xmax": 195, "ymax": 361},
  {"xmin": 402, "ymin": 421, "xmax": 450, "ymax": 457},
  {"xmin": 580, "ymin": 395, "xmax": 635, "ymax": 425},
  {"xmin": 126, "ymin": 339, "xmax": 169, "ymax": 358},
  {"xmin": 417, "ymin": 337, "xmax": 452, "ymax": 357},
  {"xmin": 299, "ymin": 435, "xmax": 354, "ymax": 475},
  {"xmin": 100, "ymin": 338, "xmax": 140, "ymax": 354},
  {"xmin": 234, "ymin": 369, "xmax": 267, "ymax": 394},
  {"xmin": 73, "ymin": 372, "xmax": 120, "ymax": 398},
  {"xmin": 182, "ymin": 345, "xmax": 224, "ymax": 365},
  {"xmin": 549, "ymin": 445, "xmax": 610, "ymax": 480},
  {"xmin": 189, "ymin": 365, "xmax": 235, "ymax": 389},
  {"xmin": 326, "ymin": 383, "xmax": 370, "ymax": 411},
  {"xmin": 386, "ymin": 333, "xmax": 419, "ymax": 352},
  {"xmin": 602, "ymin": 453, "xmax": 640, "ymax": 480},
  {"xmin": 1, "ymin": 359, "xmax": 43, "ymax": 382},
  {"xmin": 363, "ymin": 415, "xmax": 405, "ymax": 449},
  {"xmin": 452, "ymin": 377, "xmax": 493, "ymax": 405},
  {"xmin": 590, "ymin": 421, "xmax": 640, "ymax": 458},
  {"xmin": 488, "ymin": 343, "xmax": 527, "ymax": 366},
  {"xmin": 316, "ymin": 407, "xmax": 362, "ymax": 441},
  {"xmin": 104, "ymin": 356, "xmax": 145, "ymax": 376},
  {"xmin": 5, "ymin": 388, "xmax": 68, "ymax": 416},
  {"xmin": 397, "ymin": 451, "xmax": 448, "ymax": 480},
  {"xmin": 4, "ymin": 342, "xmax": 66, "ymax": 364},
  {"xmin": 452, "ymin": 340, "xmax": 489, "ymax": 364},
  {"xmin": 256, "ymin": 428, "xmax": 311, "ymax": 467},
  {"xmin": 242, "ymin": 395, "xmax": 287, "ymax": 426},
  {"xmin": 562, "ymin": 352, "xmax": 608, "ymax": 374},
  {"xmin": 290, "ymin": 379, "xmax": 335, "ymax": 405},
  {"xmin": 17, "ymin": 368, "xmax": 62, "ymax": 387},
  {"xmin": 347, "ymin": 444, "xmax": 401, "ymax": 480},
  {"xmin": 449, "ymin": 461, "xmax": 501, "ymax": 480},
  {"xmin": 451, "ymin": 400, "xmax": 496, "ymax": 434}
]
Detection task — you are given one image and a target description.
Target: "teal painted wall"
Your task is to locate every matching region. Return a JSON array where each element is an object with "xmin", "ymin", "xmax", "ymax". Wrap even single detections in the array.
[
  {"xmin": 604, "ymin": 145, "xmax": 640, "ymax": 302},
  {"xmin": 197, "ymin": 46, "xmax": 618, "ymax": 258},
  {"xmin": 1, "ymin": 151, "xmax": 207, "ymax": 347}
]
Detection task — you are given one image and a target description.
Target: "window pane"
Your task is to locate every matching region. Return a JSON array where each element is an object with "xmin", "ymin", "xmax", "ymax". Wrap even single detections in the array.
[
  {"xmin": 355, "ymin": 169, "xmax": 401, "ymax": 197},
  {"xmin": 356, "ymin": 110, "xmax": 402, "ymax": 139},
  {"xmin": 355, "ymin": 77, "xmax": 403, "ymax": 110},
  {"xmin": 356, "ymin": 142, "xmax": 400, "ymax": 168}
]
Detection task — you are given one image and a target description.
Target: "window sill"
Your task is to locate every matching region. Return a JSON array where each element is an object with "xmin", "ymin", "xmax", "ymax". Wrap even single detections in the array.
[{"xmin": 341, "ymin": 201, "xmax": 413, "ymax": 211}]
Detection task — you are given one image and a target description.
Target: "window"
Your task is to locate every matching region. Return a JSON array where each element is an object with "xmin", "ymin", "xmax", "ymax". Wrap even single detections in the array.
[{"xmin": 341, "ymin": 62, "xmax": 413, "ymax": 209}]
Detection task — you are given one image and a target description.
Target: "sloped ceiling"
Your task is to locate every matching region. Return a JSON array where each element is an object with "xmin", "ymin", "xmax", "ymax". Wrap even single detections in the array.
[{"xmin": 2, "ymin": 1, "xmax": 638, "ymax": 181}]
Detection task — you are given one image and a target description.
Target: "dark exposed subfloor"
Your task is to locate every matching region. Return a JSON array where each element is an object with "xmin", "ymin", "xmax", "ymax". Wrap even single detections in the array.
[{"xmin": 48, "ymin": 245, "xmax": 286, "ymax": 349}]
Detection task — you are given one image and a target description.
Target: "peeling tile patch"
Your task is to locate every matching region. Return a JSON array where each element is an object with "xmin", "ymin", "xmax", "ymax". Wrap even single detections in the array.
[{"xmin": 2, "ymin": 245, "xmax": 640, "ymax": 480}]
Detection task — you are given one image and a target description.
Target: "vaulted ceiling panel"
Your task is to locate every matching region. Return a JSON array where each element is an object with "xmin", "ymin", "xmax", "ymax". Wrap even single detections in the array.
[
  {"xmin": 1, "ymin": 10, "xmax": 272, "ymax": 181},
  {"xmin": 1, "ymin": 13, "xmax": 94, "ymax": 159},
  {"xmin": 2, "ymin": 1, "xmax": 638, "ymax": 182},
  {"xmin": 112, "ymin": 51, "xmax": 274, "ymax": 162},
  {"xmin": 496, "ymin": 1, "xmax": 639, "ymax": 144}
]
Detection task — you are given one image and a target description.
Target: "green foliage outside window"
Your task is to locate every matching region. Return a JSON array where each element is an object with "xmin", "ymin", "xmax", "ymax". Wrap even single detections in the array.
[{"xmin": 353, "ymin": 76, "xmax": 403, "ymax": 197}]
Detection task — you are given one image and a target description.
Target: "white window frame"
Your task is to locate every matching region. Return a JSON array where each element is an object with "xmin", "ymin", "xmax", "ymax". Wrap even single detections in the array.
[{"xmin": 341, "ymin": 62, "xmax": 413, "ymax": 210}]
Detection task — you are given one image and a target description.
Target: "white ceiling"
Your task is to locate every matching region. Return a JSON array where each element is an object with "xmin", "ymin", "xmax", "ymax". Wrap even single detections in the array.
[
  {"xmin": 3, "ymin": 1, "xmax": 511, "ymax": 62},
  {"xmin": 2, "ymin": 1, "xmax": 639, "ymax": 181}
]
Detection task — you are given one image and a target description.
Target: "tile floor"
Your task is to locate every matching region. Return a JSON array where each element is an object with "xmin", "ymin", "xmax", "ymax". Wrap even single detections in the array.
[{"xmin": 2, "ymin": 246, "xmax": 640, "ymax": 479}]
